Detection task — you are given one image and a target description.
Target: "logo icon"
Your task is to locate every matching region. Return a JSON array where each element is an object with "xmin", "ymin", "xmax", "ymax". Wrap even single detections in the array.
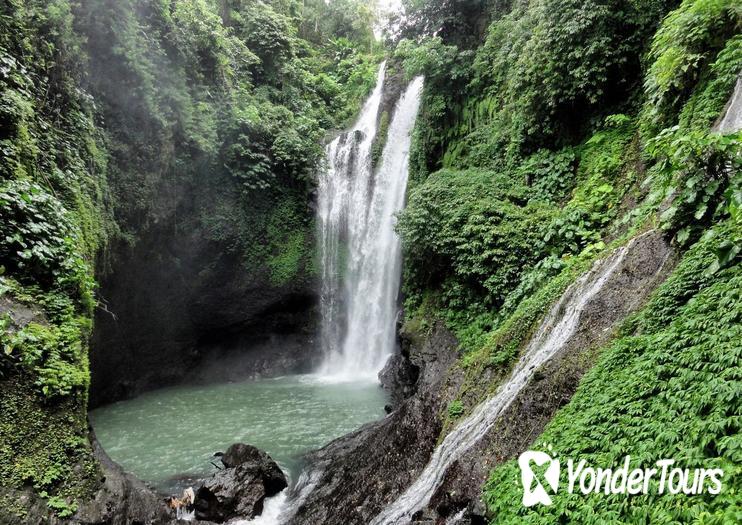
[{"xmin": 519, "ymin": 450, "xmax": 560, "ymax": 507}]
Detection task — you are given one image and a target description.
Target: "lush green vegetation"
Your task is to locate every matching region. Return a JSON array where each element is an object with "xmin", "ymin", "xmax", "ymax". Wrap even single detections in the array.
[
  {"xmin": 396, "ymin": 0, "xmax": 740, "ymax": 351},
  {"xmin": 485, "ymin": 223, "xmax": 740, "ymax": 524},
  {"xmin": 393, "ymin": 0, "xmax": 740, "ymax": 521},
  {"xmin": 0, "ymin": 1, "xmax": 110, "ymax": 514},
  {"xmin": 0, "ymin": 0, "xmax": 380, "ymax": 517},
  {"xmin": 76, "ymin": 0, "xmax": 383, "ymax": 286}
]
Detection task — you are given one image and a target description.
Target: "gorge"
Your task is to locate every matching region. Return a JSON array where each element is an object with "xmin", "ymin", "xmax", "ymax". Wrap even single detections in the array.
[
  {"xmin": 0, "ymin": 1, "xmax": 740, "ymax": 525},
  {"xmin": 88, "ymin": 59, "xmax": 425, "ymax": 514}
]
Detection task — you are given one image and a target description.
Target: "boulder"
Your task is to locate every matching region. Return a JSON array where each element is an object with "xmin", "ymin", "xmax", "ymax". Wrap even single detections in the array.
[{"xmin": 194, "ymin": 444, "xmax": 287, "ymax": 523}]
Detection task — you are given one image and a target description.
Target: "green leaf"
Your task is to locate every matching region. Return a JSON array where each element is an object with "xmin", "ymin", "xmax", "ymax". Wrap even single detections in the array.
[
  {"xmin": 676, "ymin": 227, "xmax": 691, "ymax": 244},
  {"xmin": 694, "ymin": 204, "xmax": 707, "ymax": 219}
]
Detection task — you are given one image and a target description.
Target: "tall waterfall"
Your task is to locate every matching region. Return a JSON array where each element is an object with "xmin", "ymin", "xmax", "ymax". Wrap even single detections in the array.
[
  {"xmin": 317, "ymin": 63, "xmax": 424, "ymax": 381},
  {"xmin": 369, "ymin": 238, "xmax": 644, "ymax": 525}
]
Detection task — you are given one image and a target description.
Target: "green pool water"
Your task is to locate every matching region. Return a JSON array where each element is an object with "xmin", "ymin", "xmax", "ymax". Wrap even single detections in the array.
[{"xmin": 89, "ymin": 375, "xmax": 387, "ymax": 494}]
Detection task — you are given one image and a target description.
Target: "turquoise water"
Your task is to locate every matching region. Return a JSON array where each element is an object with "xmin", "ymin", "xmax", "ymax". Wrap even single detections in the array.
[{"xmin": 89, "ymin": 375, "xmax": 387, "ymax": 494}]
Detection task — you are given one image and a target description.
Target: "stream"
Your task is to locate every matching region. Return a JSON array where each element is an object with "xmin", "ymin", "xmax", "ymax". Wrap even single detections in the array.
[{"xmin": 89, "ymin": 375, "xmax": 387, "ymax": 495}]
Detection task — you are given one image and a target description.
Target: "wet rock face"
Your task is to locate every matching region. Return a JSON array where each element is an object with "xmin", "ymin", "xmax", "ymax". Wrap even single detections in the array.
[
  {"xmin": 378, "ymin": 350, "xmax": 419, "ymax": 409},
  {"xmin": 89, "ymin": 189, "xmax": 319, "ymax": 408},
  {"xmin": 73, "ymin": 433, "xmax": 176, "ymax": 525},
  {"xmin": 287, "ymin": 323, "xmax": 460, "ymax": 525},
  {"xmin": 418, "ymin": 231, "xmax": 676, "ymax": 523},
  {"xmin": 194, "ymin": 443, "xmax": 287, "ymax": 523}
]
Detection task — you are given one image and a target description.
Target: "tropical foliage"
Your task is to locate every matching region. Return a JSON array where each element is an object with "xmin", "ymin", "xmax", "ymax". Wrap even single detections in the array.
[
  {"xmin": 394, "ymin": 0, "xmax": 740, "ymax": 522},
  {"xmin": 0, "ymin": 0, "xmax": 380, "ymax": 517},
  {"xmin": 485, "ymin": 224, "xmax": 741, "ymax": 524}
]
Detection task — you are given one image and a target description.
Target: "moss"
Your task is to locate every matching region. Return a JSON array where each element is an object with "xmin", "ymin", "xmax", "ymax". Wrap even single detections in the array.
[
  {"xmin": 436, "ymin": 256, "xmax": 586, "ymax": 437},
  {"xmin": 370, "ymin": 110, "xmax": 391, "ymax": 169},
  {"xmin": 0, "ymin": 491, "xmax": 29, "ymax": 520},
  {"xmin": 264, "ymin": 194, "xmax": 315, "ymax": 287},
  {"xmin": 0, "ymin": 373, "xmax": 99, "ymax": 514},
  {"xmin": 268, "ymin": 230, "xmax": 308, "ymax": 286},
  {"xmin": 0, "ymin": 278, "xmax": 99, "ymax": 516}
]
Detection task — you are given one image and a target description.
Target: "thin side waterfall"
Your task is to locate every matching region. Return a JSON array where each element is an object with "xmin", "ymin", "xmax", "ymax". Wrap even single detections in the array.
[
  {"xmin": 714, "ymin": 75, "xmax": 742, "ymax": 133},
  {"xmin": 370, "ymin": 239, "xmax": 640, "ymax": 525},
  {"xmin": 317, "ymin": 67, "xmax": 424, "ymax": 381}
]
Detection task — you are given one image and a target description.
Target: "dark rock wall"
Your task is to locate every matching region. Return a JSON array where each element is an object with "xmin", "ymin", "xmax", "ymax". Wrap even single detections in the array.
[{"xmin": 89, "ymin": 177, "xmax": 318, "ymax": 406}]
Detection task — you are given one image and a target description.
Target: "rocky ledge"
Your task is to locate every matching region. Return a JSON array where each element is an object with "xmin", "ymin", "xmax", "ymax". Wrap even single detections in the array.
[
  {"xmin": 194, "ymin": 443, "xmax": 287, "ymax": 523},
  {"xmin": 0, "ymin": 439, "xmax": 285, "ymax": 525}
]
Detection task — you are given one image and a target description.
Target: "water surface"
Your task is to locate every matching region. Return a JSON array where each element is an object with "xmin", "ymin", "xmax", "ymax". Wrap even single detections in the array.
[{"xmin": 90, "ymin": 375, "xmax": 387, "ymax": 494}]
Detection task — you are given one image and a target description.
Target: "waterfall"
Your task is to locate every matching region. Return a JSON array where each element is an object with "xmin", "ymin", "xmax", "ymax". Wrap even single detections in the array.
[
  {"xmin": 714, "ymin": 75, "xmax": 742, "ymax": 133},
  {"xmin": 317, "ymin": 64, "xmax": 425, "ymax": 382},
  {"xmin": 369, "ymin": 239, "xmax": 641, "ymax": 525}
]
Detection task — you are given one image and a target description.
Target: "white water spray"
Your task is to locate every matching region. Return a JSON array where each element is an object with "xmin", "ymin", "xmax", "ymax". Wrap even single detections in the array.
[
  {"xmin": 370, "ymin": 240, "xmax": 640, "ymax": 525},
  {"xmin": 317, "ymin": 66, "xmax": 424, "ymax": 381},
  {"xmin": 232, "ymin": 490, "xmax": 288, "ymax": 525}
]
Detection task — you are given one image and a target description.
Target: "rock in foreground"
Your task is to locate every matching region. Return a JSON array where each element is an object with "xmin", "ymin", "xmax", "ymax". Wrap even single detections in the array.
[{"xmin": 194, "ymin": 443, "xmax": 287, "ymax": 522}]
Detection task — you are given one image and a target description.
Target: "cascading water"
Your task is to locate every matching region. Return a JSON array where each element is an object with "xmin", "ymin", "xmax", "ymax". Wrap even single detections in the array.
[
  {"xmin": 317, "ymin": 65, "xmax": 424, "ymax": 381},
  {"xmin": 714, "ymin": 76, "xmax": 742, "ymax": 133},
  {"xmin": 370, "ymin": 238, "xmax": 646, "ymax": 525},
  {"xmin": 231, "ymin": 70, "xmax": 425, "ymax": 525}
]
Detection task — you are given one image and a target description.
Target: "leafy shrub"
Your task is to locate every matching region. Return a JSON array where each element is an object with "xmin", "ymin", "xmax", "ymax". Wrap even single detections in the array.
[
  {"xmin": 498, "ymin": 256, "xmax": 566, "ymax": 320},
  {"xmin": 541, "ymin": 202, "xmax": 609, "ymax": 256},
  {"xmin": 393, "ymin": 36, "xmax": 474, "ymax": 179},
  {"xmin": 642, "ymin": 0, "xmax": 740, "ymax": 133},
  {"xmin": 437, "ymin": 0, "xmax": 674, "ymax": 167},
  {"xmin": 237, "ymin": 3, "xmax": 296, "ymax": 82},
  {"xmin": 398, "ymin": 168, "xmax": 556, "ymax": 326},
  {"xmin": 0, "ymin": 179, "xmax": 94, "ymax": 307},
  {"xmin": 222, "ymin": 99, "xmax": 325, "ymax": 192},
  {"xmin": 45, "ymin": 496, "xmax": 77, "ymax": 518},
  {"xmin": 647, "ymin": 127, "xmax": 741, "ymax": 247},
  {"xmin": 395, "ymin": 37, "xmax": 470, "ymax": 82},
  {"xmin": 524, "ymin": 116, "xmax": 635, "ymax": 261},
  {"xmin": 325, "ymin": 41, "xmax": 381, "ymax": 126},
  {"xmin": 677, "ymin": 35, "xmax": 742, "ymax": 131},
  {"xmin": 1, "ymin": 317, "xmax": 88, "ymax": 398},
  {"xmin": 520, "ymin": 149, "xmax": 577, "ymax": 204},
  {"xmin": 447, "ymin": 399, "xmax": 465, "ymax": 418}
]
